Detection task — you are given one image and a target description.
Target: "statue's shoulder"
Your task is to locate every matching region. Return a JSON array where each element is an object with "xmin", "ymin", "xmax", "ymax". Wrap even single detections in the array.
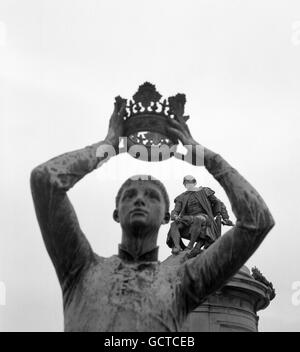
[
  {"xmin": 201, "ymin": 187, "xmax": 215, "ymax": 197},
  {"xmin": 174, "ymin": 191, "xmax": 189, "ymax": 203}
]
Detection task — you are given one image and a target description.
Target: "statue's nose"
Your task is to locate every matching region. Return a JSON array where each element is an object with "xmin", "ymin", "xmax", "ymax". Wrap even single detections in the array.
[{"xmin": 134, "ymin": 197, "xmax": 145, "ymax": 206}]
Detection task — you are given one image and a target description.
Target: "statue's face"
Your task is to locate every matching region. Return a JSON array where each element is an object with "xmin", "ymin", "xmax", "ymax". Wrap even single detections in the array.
[
  {"xmin": 184, "ymin": 181, "xmax": 197, "ymax": 190},
  {"xmin": 114, "ymin": 182, "xmax": 169, "ymax": 232}
]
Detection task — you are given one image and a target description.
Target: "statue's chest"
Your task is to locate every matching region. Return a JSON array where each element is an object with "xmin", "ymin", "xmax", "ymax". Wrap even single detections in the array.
[
  {"xmin": 78, "ymin": 260, "xmax": 173, "ymax": 307},
  {"xmin": 186, "ymin": 193, "xmax": 202, "ymax": 209},
  {"xmin": 64, "ymin": 259, "xmax": 184, "ymax": 332}
]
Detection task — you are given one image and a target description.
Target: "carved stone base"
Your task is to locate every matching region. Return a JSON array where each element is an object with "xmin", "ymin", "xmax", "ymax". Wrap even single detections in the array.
[{"xmin": 182, "ymin": 266, "xmax": 273, "ymax": 332}]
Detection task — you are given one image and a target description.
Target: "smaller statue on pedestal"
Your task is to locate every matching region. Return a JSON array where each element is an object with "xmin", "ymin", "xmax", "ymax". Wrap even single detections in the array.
[{"xmin": 166, "ymin": 175, "xmax": 234, "ymax": 257}]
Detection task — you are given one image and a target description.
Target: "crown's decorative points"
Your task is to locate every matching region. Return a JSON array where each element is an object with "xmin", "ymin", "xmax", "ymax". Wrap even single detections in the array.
[
  {"xmin": 116, "ymin": 82, "xmax": 190, "ymax": 162},
  {"xmin": 132, "ymin": 82, "xmax": 162, "ymax": 110}
]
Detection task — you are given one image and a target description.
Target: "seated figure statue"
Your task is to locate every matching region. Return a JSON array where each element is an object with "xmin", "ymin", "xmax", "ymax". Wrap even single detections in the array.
[
  {"xmin": 30, "ymin": 100, "xmax": 274, "ymax": 332},
  {"xmin": 166, "ymin": 175, "xmax": 233, "ymax": 257}
]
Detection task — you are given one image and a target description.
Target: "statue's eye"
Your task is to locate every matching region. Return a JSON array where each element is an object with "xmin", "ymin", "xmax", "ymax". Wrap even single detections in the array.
[
  {"xmin": 122, "ymin": 190, "xmax": 136, "ymax": 200},
  {"xmin": 146, "ymin": 190, "xmax": 160, "ymax": 200}
]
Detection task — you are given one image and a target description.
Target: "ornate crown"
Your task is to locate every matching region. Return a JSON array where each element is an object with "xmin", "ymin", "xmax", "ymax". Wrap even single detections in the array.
[{"xmin": 115, "ymin": 82, "xmax": 190, "ymax": 161}]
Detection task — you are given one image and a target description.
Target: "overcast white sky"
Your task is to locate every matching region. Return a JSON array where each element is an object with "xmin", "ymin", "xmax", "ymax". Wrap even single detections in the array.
[{"xmin": 0, "ymin": 0, "xmax": 300, "ymax": 332}]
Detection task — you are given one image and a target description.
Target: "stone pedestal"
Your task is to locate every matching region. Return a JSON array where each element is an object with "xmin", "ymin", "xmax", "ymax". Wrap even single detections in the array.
[{"xmin": 183, "ymin": 266, "xmax": 273, "ymax": 332}]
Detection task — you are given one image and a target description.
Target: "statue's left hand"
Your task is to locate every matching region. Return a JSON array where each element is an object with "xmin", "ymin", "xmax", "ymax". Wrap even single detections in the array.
[
  {"xmin": 165, "ymin": 116, "xmax": 198, "ymax": 147},
  {"xmin": 165, "ymin": 116, "xmax": 204, "ymax": 165}
]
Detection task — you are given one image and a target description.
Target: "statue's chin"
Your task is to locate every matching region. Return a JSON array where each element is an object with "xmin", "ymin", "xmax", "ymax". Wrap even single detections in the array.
[
  {"xmin": 130, "ymin": 219, "xmax": 148, "ymax": 231},
  {"xmin": 129, "ymin": 212, "xmax": 147, "ymax": 223}
]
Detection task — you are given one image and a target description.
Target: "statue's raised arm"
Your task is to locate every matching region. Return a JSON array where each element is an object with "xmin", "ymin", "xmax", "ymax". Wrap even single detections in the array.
[
  {"xmin": 165, "ymin": 116, "xmax": 275, "ymax": 312},
  {"xmin": 30, "ymin": 99, "xmax": 126, "ymax": 291}
]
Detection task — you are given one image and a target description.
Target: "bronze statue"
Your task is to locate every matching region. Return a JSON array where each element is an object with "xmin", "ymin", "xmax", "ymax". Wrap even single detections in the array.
[
  {"xmin": 30, "ymin": 83, "xmax": 275, "ymax": 332},
  {"xmin": 166, "ymin": 175, "xmax": 234, "ymax": 257}
]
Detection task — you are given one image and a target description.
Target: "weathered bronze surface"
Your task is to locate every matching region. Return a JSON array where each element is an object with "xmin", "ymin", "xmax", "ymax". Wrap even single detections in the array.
[{"xmin": 30, "ymin": 83, "xmax": 275, "ymax": 332}]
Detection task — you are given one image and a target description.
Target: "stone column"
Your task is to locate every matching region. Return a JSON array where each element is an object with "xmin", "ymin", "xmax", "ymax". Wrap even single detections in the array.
[{"xmin": 183, "ymin": 266, "xmax": 274, "ymax": 332}]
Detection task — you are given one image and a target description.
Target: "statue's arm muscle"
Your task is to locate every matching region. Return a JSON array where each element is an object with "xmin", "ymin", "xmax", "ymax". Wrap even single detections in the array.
[
  {"xmin": 182, "ymin": 149, "xmax": 275, "ymax": 311},
  {"xmin": 30, "ymin": 141, "xmax": 112, "ymax": 289}
]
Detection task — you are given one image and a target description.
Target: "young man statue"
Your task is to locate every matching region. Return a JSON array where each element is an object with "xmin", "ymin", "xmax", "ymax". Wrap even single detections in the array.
[{"xmin": 30, "ymin": 101, "xmax": 274, "ymax": 332}]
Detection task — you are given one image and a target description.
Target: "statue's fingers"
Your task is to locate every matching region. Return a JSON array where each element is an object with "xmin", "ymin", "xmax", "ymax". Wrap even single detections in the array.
[
  {"xmin": 165, "ymin": 125, "xmax": 179, "ymax": 137},
  {"xmin": 119, "ymin": 101, "xmax": 127, "ymax": 115},
  {"xmin": 166, "ymin": 126, "xmax": 185, "ymax": 143},
  {"xmin": 175, "ymin": 114, "xmax": 187, "ymax": 125},
  {"xmin": 111, "ymin": 101, "xmax": 118, "ymax": 116},
  {"xmin": 167, "ymin": 117, "xmax": 190, "ymax": 136},
  {"xmin": 167, "ymin": 117, "xmax": 183, "ymax": 128}
]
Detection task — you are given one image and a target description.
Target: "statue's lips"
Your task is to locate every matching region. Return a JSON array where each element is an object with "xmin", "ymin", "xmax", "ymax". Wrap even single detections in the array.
[{"xmin": 130, "ymin": 209, "xmax": 148, "ymax": 216}]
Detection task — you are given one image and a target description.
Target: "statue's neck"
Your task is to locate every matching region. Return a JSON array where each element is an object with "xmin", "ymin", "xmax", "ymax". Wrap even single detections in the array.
[{"xmin": 120, "ymin": 229, "xmax": 159, "ymax": 262}]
